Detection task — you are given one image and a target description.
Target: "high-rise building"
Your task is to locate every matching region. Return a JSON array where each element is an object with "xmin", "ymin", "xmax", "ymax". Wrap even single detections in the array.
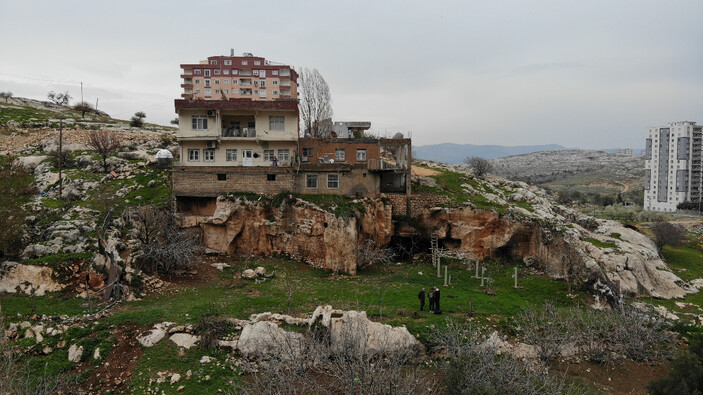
[{"xmin": 644, "ymin": 121, "xmax": 703, "ymax": 212}]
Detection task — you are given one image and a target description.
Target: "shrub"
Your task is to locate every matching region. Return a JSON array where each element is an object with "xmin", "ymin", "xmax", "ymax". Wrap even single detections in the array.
[{"xmin": 649, "ymin": 334, "xmax": 703, "ymax": 394}]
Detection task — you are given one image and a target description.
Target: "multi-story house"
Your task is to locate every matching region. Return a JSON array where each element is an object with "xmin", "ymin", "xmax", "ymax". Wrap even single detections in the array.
[
  {"xmin": 173, "ymin": 52, "xmax": 412, "ymax": 215},
  {"xmin": 644, "ymin": 121, "xmax": 703, "ymax": 212}
]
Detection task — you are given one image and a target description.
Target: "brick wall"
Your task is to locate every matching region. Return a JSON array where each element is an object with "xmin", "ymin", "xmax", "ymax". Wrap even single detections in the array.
[
  {"xmin": 173, "ymin": 166, "xmax": 295, "ymax": 196},
  {"xmin": 387, "ymin": 192, "xmax": 452, "ymax": 217}
]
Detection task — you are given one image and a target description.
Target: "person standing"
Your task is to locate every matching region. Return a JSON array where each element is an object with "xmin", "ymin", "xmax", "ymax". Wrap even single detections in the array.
[
  {"xmin": 435, "ymin": 286, "xmax": 441, "ymax": 312},
  {"xmin": 418, "ymin": 288, "xmax": 426, "ymax": 311},
  {"xmin": 428, "ymin": 287, "xmax": 435, "ymax": 313}
]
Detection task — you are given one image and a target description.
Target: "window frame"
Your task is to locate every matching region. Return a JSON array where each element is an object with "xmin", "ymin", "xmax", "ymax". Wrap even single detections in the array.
[
  {"xmin": 269, "ymin": 115, "xmax": 285, "ymax": 131},
  {"xmin": 188, "ymin": 149, "xmax": 200, "ymax": 161},
  {"xmin": 277, "ymin": 149, "xmax": 290, "ymax": 162},
  {"xmin": 204, "ymin": 149, "xmax": 215, "ymax": 162},
  {"xmin": 335, "ymin": 148, "xmax": 345, "ymax": 162},
  {"xmin": 226, "ymin": 149, "xmax": 238, "ymax": 162},
  {"xmin": 356, "ymin": 149, "xmax": 367, "ymax": 161},
  {"xmin": 192, "ymin": 115, "xmax": 208, "ymax": 130},
  {"xmin": 327, "ymin": 174, "xmax": 339, "ymax": 189},
  {"xmin": 306, "ymin": 174, "xmax": 318, "ymax": 189},
  {"xmin": 263, "ymin": 149, "xmax": 275, "ymax": 161}
]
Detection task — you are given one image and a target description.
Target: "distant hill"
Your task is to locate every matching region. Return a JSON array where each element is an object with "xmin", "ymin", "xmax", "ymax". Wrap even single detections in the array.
[{"xmin": 413, "ymin": 143, "xmax": 566, "ymax": 163}]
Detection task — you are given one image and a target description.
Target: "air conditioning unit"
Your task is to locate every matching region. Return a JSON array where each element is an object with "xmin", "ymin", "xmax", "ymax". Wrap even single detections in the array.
[
  {"xmin": 207, "ymin": 110, "xmax": 216, "ymax": 117},
  {"xmin": 206, "ymin": 141, "xmax": 217, "ymax": 149},
  {"xmin": 301, "ymin": 156, "xmax": 309, "ymax": 162}
]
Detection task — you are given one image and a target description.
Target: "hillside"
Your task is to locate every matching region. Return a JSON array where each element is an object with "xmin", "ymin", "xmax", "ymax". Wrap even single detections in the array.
[
  {"xmin": 413, "ymin": 142, "xmax": 566, "ymax": 163},
  {"xmin": 489, "ymin": 149, "xmax": 645, "ymax": 204},
  {"xmin": 1, "ymin": 100, "xmax": 702, "ymax": 394}
]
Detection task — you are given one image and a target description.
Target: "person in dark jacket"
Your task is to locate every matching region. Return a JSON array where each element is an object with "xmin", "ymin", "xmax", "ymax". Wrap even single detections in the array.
[
  {"xmin": 434, "ymin": 286, "xmax": 441, "ymax": 312},
  {"xmin": 418, "ymin": 288, "xmax": 426, "ymax": 311},
  {"xmin": 428, "ymin": 288, "xmax": 435, "ymax": 313}
]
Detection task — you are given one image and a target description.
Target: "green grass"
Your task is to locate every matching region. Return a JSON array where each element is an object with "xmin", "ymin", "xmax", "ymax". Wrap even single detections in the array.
[
  {"xmin": 662, "ymin": 245, "xmax": 703, "ymax": 282},
  {"xmin": 0, "ymin": 293, "xmax": 89, "ymax": 317},
  {"xmin": 583, "ymin": 237, "xmax": 618, "ymax": 249},
  {"xmin": 21, "ymin": 252, "xmax": 94, "ymax": 267}
]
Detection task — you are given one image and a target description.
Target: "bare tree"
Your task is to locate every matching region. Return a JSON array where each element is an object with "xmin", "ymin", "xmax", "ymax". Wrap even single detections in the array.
[
  {"xmin": 87, "ymin": 130, "xmax": 121, "ymax": 173},
  {"xmin": 73, "ymin": 101, "xmax": 94, "ymax": 118},
  {"xmin": 562, "ymin": 247, "xmax": 586, "ymax": 295},
  {"xmin": 0, "ymin": 91, "xmax": 12, "ymax": 102},
  {"xmin": 47, "ymin": 91, "xmax": 71, "ymax": 106},
  {"xmin": 465, "ymin": 156, "xmax": 493, "ymax": 178},
  {"xmin": 651, "ymin": 221, "xmax": 686, "ymax": 250},
  {"xmin": 127, "ymin": 205, "xmax": 202, "ymax": 274},
  {"xmin": 298, "ymin": 67, "xmax": 333, "ymax": 138},
  {"xmin": 515, "ymin": 302, "xmax": 575, "ymax": 364}
]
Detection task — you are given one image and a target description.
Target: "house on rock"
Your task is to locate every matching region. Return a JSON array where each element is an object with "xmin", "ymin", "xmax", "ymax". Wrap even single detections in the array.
[{"xmin": 172, "ymin": 52, "xmax": 412, "ymax": 215}]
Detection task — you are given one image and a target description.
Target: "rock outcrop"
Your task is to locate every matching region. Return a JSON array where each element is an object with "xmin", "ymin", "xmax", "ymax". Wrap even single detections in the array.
[
  {"xmin": 183, "ymin": 196, "xmax": 392, "ymax": 275},
  {"xmin": 0, "ymin": 262, "xmax": 64, "ymax": 296}
]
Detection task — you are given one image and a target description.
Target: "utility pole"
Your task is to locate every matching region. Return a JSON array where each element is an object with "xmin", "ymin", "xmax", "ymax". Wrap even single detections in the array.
[
  {"xmin": 80, "ymin": 82, "xmax": 83, "ymax": 102},
  {"xmin": 95, "ymin": 97, "xmax": 99, "ymax": 112},
  {"xmin": 58, "ymin": 120, "xmax": 63, "ymax": 199}
]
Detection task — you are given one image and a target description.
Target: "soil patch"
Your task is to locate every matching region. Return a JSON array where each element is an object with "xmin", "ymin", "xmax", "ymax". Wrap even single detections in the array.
[
  {"xmin": 412, "ymin": 166, "xmax": 441, "ymax": 177},
  {"xmin": 555, "ymin": 359, "xmax": 670, "ymax": 394}
]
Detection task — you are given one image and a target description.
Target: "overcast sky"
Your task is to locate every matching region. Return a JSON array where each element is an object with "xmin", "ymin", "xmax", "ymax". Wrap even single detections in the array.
[{"xmin": 1, "ymin": 0, "xmax": 701, "ymax": 148}]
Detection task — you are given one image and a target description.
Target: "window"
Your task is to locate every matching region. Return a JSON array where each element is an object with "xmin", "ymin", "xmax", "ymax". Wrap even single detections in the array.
[
  {"xmin": 272, "ymin": 80, "xmax": 278, "ymax": 85},
  {"xmin": 204, "ymin": 70, "xmax": 211, "ymax": 77},
  {"xmin": 217, "ymin": 173, "xmax": 226, "ymax": 181},
  {"xmin": 260, "ymin": 80, "xmax": 266, "ymax": 88},
  {"xmin": 269, "ymin": 116, "xmax": 284, "ymax": 130},
  {"xmin": 224, "ymin": 79, "xmax": 229, "ymax": 84},
  {"xmin": 214, "ymin": 69, "xmax": 220, "ymax": 75},
  {"xmin": 195, "ymin": 89, "xmax": 201, "ymax": 94},
  {"xmin": 205, "ymin": 89, "xmax": 211, "ymax": 96},
  {"xmin": 194, "ymin": 69, "xmax": 202, "ymax": 75},
  {"xmin": 215, "ymin": 80, "xmax": 220, "ymax": 84},
  {"xmin": 253, "ymin": 70, "xmax": 259, "ymax": 76},
  {"xmin": 254, "ymin": 60, "xmax": 261, "ymax": 65},
  {"xmin": 272, "ymin": 70, "xmax": 278, "ymax": 76},
  {"xmin": 264, "ymin": 149, "xmax": 275, "ymax": 161},
  {"xmin": 254, "ymin": 90, "xmax": 258, "ymax": 94},
  {"xmin": 356, "ymin": 149, "xmax": 367, "ymax": 161},
  {"xmin": 225, "ymin": 149, "xmax": 238, "ymax": 161},
  {"xmin": 254, "ymin": 80, "xmax": 259, "ymax": 87},
  {"xmin": 232, "ymin": 69, "xmax": 238, "ymax": 75},
  {"xmin": 303, "ymin": 148, "xmax": 313, "ymax": 157},
  {"xmin": 204, "ymin": 149, "xmax": 215, "ymax": 162},
  {"xmin": 267, "ymin": 174, "xmax": 276, "ymax": 181},
  {"xmin": 210, "ymin": 60, "xmax": 217, "ymax": 65},
  {"xmin": 259, "ymin": 70, "xmax": 266, "ymax": 78},
  {"xmin": 259, "ymin": 90, "xmax": 267, "ymax": 98},
  {"xmin": 277, "ymin": 149, "xmax": 290, "ymax": 162},
  {"xmin": 223, "ymin": 69, "xmax": 229, "ymax": 75},
  {"xmin": 327, "ymin": 174, "xmax": 339, "ymax": 189},
  {"xmin": 224, "ymin": 89, "xmax": 229, "ymax": 94},
  {"xmin": 335, "ymin": 148, "xmax": 345, "ymax": 161},
  {"xmin": 188, "ymin": 149, "xmax": 200, "ymax": 161},
  {"xmin": 224, "ymin": 60, "xmax": 232, "ymax": 65},
  {"xmin": 280, "ymin": 69, "xmax": 290, "ymax": 76},
  {"xmin": 306, "ymin": 174, "xmax": 318, "ymax": 188},
  {"xmin": 232, "ymin": 80, "xmax": 238, "ymax": 85},
  {"xmin": 215, "ymin": 90, "xmax": 220, "ymax": 94},
  {"xmin": 195, "ymin": 79, "xmax": 201, "ymax": 84},
  {"xmin": 242, "ymin": 60, "xmax": 248, "ymax": 65},
  {"xmin": 205, "ymin": 80, "xmax": 211, "ymax": 87},
  {"xmin": 192, "ymin": 115, "xmax": 208, "ymax": 130},
  {"xmin": 273, "ymin": 90, "xmax": 278, "ymax": 95}
]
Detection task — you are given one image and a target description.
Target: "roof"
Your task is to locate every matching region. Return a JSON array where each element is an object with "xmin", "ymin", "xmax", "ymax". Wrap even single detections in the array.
[{"xmin": 174, "ymin": 98, "xmax": 298, "ymax": 112}]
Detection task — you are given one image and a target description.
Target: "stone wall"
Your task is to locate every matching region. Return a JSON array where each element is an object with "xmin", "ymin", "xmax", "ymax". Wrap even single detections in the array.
[
  {"xmin": 173, "ymin": 166, "xmax": 296, "ymax": 197},
  {"xmin": 387, "ymin": 193, "xmax": 452, "ymax": 217}
]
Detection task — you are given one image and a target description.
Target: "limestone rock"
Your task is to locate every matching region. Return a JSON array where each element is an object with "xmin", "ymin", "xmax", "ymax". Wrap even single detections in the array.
[
  {"xmin": 254, "ymin": 266, "xmax": 266, "ymax": 276},
  {"xmin": 68, "ymin": 344, "xmax": 83, "ymax": 362},
  {"xmin": 137, "ymin": 322, "xmax": 174, "ymax": 347},
  {"xmin": 237, "ymin": 321, "xmax": 305, "ymax": 359},
  {"xmin": 0, "ymin": 263, "xmax": 64, "ymax": 296},
  {"xmin": 169, "ymin": 333, "xmax": 200, "ymax": 349},
  {"xmin": 241, "ymin": 269, "xmax": 256, "ymax": 279}
]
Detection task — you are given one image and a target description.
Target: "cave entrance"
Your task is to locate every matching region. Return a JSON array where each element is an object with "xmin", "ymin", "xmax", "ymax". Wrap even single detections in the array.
[
  {"xmin": 176, "ymin": 196, "xmax": 217, "ymax": 216},
  {"xmin": 390, "ymin": 235, "xmax": 431, "ymax": 262}
]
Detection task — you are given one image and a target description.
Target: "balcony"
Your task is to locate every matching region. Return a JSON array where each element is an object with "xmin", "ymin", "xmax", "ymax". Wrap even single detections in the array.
[
  {"xmin": 221, "ymin": 128, "xmax": 256, "ymax": 138},
  {"xmin": 280, "ymin": 79, "xmax": 291, "ymax": 87},
  {"xmin": 181, "ymin": 83, "xmax": 193, "ymax": 88},
  {"xmin": 368, "ymin": 159, "xmax": 408, "ymax": 171}
]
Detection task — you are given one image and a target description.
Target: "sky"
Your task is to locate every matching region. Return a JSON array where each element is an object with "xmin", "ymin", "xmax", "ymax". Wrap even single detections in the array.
[{"xmin": 1, "ymin": 0, "xmax": 701, "ymax": 149}]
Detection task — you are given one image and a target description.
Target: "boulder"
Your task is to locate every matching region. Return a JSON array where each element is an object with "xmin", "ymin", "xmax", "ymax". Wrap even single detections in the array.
[
  {"xmin": 14, "ymin": 156, "xmax": 49, "ymax": 172},
  {"xmin": 68, "ymin": 344, "xmax": 83, "ymax": 362},
  {"xmin": 254, "ymin": 266, "xmax": 266, "ymax": 276},
  {"xmin": 237, "ymin": 321, "xmax": 305, "ymax": 359},
  {"xmin": 241, "ymin": 269, "xmax": 257, "ymax": 279},
  {"xmin": 169, "ymin": 333, "xmax": 200, "ymax": 349},
  {"xmin": 0, "ymin": 263, "xmax": 64, "ymax": 296},
  {"xmin": 137, "ymin": 322, "xmax": 174, "ymax": 347}
]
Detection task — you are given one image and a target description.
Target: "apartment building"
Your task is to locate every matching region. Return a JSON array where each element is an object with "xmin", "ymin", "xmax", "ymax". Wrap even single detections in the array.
[
  {"xmin": 644, "ymin": 121, "xmax": 703, "ymax": 212},
  {"xmin": 173, "ymin": 52, "xmax": 412, "ymax": 215}
]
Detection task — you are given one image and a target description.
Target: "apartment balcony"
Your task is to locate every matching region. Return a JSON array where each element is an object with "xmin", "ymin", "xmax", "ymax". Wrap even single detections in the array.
[
  {"xmin": 221, "ymin": 128, "xmax": 257, "ymax": 138},
  {"xmin": 181, "ymin": 93, "xmax": 194, "ymax": 99},
  {"xmin": 368, "ymin": 159, "xmax": 409, "ymax": 171},
  {"xmin": 280, "ymin": 79, "xmax": 291, "ymax": 87},
  {"xmin": 181, "ymin": 83, "xmax": 193, "ymax": 88}
]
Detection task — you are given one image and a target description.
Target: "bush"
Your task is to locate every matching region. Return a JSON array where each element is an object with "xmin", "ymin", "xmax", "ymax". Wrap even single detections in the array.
[
  {"xmin": 649, "ymin": 334, "xmax": 703, "ymax": 394},
  {"xmin": 651, "ymin": 221, "xmax": 686, "ymax": 249}
]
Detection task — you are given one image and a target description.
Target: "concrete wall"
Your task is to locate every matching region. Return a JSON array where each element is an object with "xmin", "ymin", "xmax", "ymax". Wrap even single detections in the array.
[
  {"xmin": 294, "ymin": 167, "xmax": 381, "ymax": 196},
  {"xmin": 178, "ymin": 140, "xmax": 298, "ymax": 167},
  {"xmin": 178, "ymin": 108, "xmax": 298, "ymax": 141}
]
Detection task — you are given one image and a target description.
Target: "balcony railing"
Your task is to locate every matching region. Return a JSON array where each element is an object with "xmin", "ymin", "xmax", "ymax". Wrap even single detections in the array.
[
  {"xmin": 368, "ymin": 159, "xmax": 408, "ymax": 171},
  {"xmin": 221, "ymin": 128, "xmax": 256, "ymax": 138}
]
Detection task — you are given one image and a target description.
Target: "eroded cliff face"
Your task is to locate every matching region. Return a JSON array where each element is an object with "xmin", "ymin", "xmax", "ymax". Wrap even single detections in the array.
[
  {"xmin": 180, "ymin": 196, "xmax": 392, "ymax": 275},
  {"xmin": 423, "ymin": 206, "xmax": 688, "ymax": 299}
]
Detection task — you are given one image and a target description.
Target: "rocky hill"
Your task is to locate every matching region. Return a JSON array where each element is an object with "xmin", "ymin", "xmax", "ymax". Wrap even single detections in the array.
[
  {"xmin": 489, "ymin": 149, "xmax": 645, "ymax": 203},
  {"xmin": 413, "ymin": 142, "xmax": 566, "ymax": 163}
]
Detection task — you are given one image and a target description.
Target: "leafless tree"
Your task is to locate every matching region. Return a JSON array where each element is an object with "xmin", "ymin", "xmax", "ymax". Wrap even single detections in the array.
[
  {"xmin": 0, "ymin": 91, "xmax": 12, "ymax": 102},
  {"xmin": 87, "ymin": 130, "xmax": 121, "ymax": 173},
  {"xmin": 515, "ymin": 301, "xmax": 575, "ymax": 364},
  {"xmin": 431, "ymin": 318, "xmax": 585, "ymax": 395},
  {"xmin": 465, "ymin": 156, "xmax": 493, "ymax": 178},
  {"xmin": 127, "ymin": 205, "xmax": 202, "ymax": 274},
  {"xmin": 72, "ymin": 101, "xmax": 94, "ymax": 118},
  {"xmin": 298, "ymin": 67, "xmax": 333, "ymax": 138},
  {"xmin": 47, "ymin": 91, "xmax": 71, "ymax": 106},
  {"xmin": 561, "ymin": 247, "xmax": 586, "ymax": 295},
  {"xmin": 651, "ymin": 221, "xmax": 686, "ymax": 250}
]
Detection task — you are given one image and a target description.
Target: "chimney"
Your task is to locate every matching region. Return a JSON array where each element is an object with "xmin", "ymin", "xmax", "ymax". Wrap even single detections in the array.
[{"xmin": 230, "ymin": 48, "xmax": 234, "ymax": 56}]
